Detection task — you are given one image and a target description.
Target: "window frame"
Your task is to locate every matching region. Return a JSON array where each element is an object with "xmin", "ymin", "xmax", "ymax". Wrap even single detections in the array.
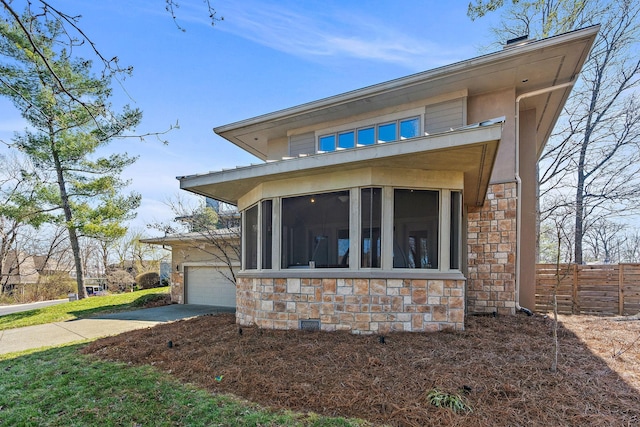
[
  {"xmin": 240, "ymin": 186, "xmax": 461, "ymax": 274},
  {"xmin": 315, "ymin": 108, "xmax": 424, "ymax": 153}
]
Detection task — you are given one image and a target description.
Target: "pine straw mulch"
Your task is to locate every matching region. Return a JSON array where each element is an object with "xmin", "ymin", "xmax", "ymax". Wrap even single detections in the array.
[{"xmin": 82, "ymin": 312, "xmax": 640, "ymax": 426}]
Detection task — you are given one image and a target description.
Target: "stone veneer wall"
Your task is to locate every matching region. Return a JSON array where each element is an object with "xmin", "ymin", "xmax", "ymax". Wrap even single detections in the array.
[
  {"xmin": 236, "ymin": 277, "xmax": 465, "ymax": 333},
  {"xmin": 171, "ymin": 272, "xmax": 184, "ymax": 304},
  {"xmin": 466, "ymin": 182, "xmax": 517, "ymax": 315}
]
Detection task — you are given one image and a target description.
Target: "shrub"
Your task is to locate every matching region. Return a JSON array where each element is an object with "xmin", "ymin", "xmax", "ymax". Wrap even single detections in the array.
[
  {"xmin": 135, "ymin": 271, "xmax": 161, "ymax": 290},
  {"xmin": 426, "ymin": 389, "xmax": 471, "ymax": 414},
  {"xmin": 132, "ymin": 292, "xmax": 171, "ymax": 308},
  {"xmin": 106, "ymin": 269, "xmax": 135, "ymax": 293}
]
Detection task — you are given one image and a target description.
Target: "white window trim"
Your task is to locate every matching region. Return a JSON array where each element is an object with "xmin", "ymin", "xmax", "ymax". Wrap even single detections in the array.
[
  {"xmin": 315, "ymin": 107, "xmax": 425, "ymax": 151},
  {"xmin": 243, "ymin": 185, "xmax": 461, "ymax": 274}
]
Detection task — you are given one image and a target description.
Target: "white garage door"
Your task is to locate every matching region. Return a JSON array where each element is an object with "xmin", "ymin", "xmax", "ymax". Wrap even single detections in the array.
[{"xmin": 185, "ymin": 266, "xmax": 236, "ymax": 307}]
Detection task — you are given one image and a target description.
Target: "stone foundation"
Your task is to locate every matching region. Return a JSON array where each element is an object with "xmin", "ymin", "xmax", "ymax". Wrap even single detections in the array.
[
  {"xmin": 236, "ymin": 277, "xmax": 465, "ymax": 333},
  {"xmin": 466, "ymin": 182, "xmax": 517, "ymax": 315}
]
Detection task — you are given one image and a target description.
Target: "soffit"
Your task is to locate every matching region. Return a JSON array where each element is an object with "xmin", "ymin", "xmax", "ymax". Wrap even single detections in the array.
[
  {"xmin": 181, "ymin": 123, "xmax": 501, "ymax": 207},
  {"xmin": 215, "ymin": 26, "xmax": 598, "ymax": 161}
]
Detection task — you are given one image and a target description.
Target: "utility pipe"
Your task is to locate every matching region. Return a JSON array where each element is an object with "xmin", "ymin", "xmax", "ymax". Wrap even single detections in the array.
[{"xmin": 514, "ymin": 80, "xmax": 576, "ymax": 315}]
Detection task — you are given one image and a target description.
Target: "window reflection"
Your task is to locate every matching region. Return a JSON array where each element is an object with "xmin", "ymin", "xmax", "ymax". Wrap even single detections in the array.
[
  {"xmin": 400, "ymin": 118, "xmax": 420, "ymax": 139},
  {"xmin": 244, "ymin": 205, "xmax": 258, "ymax": 269},
  {"xmin": 318, "ymin": 116, "xmax": 421, "ymax": 152},
  {"xmin": 319, "ymin": 135, "xmax": 335, "ymax": 151},
  {"xmin": 378, "ymin": 122, "xmax": 396, "ymax": 143},
  {"xmin": 357, "ymin": 127, "xmax": 375, "ymax": 145},
  {"xmin": 338, "ymin": 131, "xmax": 355, "ymax": 149},
  {"xmin": 361, "ymin": 188, "xmax": 382, "ymax": 268},
  {"xmin": 393, "ymin": 189, "xmax": 439, "ymax": 269},
  {"xmin": 281, "ymin": 191, "xmax": 350, "ymax": 268}
]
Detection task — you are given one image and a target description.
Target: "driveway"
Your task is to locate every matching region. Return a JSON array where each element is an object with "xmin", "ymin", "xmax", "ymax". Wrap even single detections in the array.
[{"xmin": 0, "ymin": 304, "xmax": 234, "ymax": 355}]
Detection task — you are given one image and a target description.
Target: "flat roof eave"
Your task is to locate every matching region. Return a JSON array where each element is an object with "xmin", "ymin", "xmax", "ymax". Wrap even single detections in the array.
[
  {"xmin": 214, "ymin": 25, "xmax": 599, "ymax": 160},
  {"xmin": 181, "ymin": 122, "xmax": 502, "ymax": 207}
]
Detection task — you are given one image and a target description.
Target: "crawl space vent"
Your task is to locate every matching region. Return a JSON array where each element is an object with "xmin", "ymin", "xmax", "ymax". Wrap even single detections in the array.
[{"xmin": 300, "ymin": 319, "xmax": 320, "ymax": 331}]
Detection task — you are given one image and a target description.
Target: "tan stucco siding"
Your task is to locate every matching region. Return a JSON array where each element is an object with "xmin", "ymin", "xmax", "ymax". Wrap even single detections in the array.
[
  {"xmin": 518, "ymin": 108, "xmax": 538, "ymax": 310},
  {"xmin": 267, "ymin": 136, "xmax": 288, "ymax": 161},
  {"xmin": 468, "ymin": 88, "xmax": 516, "ymax": 183},
  {"xmin": 168, "ymin": 241, "xmax": 240, "ymax": 304},
  {"xmin": 237, "ymin": 167, "xmax": 464, "ymax": 210}
]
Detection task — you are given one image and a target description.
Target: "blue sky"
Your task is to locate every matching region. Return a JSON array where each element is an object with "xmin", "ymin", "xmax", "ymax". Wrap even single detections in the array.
[{"xmin": 0, "ymin": 0, "xmax": 501, "ymax": 234}]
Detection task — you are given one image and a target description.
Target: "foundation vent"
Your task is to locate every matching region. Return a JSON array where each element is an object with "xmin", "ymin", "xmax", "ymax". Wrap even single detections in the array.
[{"xmin": 300, "ymin": 319, "xmax": 320, "ymax": 331}]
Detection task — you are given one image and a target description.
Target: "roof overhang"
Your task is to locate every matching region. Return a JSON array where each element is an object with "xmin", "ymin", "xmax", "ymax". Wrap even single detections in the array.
[
  {"xmin": 214, "ymin": 25, "xmax": 598, "ymax": 161},
  {"xmin": 181, "ymin": 122, "xmax": 502, "ymax": 207},
  {"xmin": 140, "ymin": 229, "xmax": 240, "ymax": 246}
]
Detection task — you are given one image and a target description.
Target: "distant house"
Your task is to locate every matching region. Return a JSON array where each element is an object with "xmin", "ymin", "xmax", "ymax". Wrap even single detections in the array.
[
  {"xmin": 174, "ymin": 27, "xmax": 598, "ymax": 333},
  {"xmin": 32, "ymin": 255, "xmax": 73, "ymax": 276},
  {"xmin": 1, "ymin": 250, "xmax": 40, "ymax": 290}
]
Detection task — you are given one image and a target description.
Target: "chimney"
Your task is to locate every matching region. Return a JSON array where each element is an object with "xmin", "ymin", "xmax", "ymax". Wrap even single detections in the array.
[{"xmin": 504, "ymin": 34, "xmax": 533, "ymax": 49}]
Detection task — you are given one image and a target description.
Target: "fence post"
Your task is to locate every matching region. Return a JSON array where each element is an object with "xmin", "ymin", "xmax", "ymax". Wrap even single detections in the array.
[
  {"xmin": 619, "ymin": 264, "xmax": 624, "ymax": 316},
  {"xmin": 572, "ymin": 264, "xmax": 579, "ymax": 314}
]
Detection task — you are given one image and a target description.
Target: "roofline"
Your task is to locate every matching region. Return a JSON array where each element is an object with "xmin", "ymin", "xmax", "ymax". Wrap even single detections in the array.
[
  {"xmin": 140, "ymin": 229, "xmax": 240, "ymax": 245},
  {"xmin": 213, "ymin": 25, "xmax": 600, "ymax": 136}
]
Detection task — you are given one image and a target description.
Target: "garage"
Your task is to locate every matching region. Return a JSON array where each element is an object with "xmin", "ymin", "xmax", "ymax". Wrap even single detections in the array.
[{"xmin": 184, "ymin": 266, "xmax": 236, "ymax": 308}]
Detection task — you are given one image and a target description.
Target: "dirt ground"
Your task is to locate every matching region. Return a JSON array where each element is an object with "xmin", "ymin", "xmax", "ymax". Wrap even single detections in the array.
[{"xmin": 83, "ymin": 311, "xmax": 640, "ymax": 426}]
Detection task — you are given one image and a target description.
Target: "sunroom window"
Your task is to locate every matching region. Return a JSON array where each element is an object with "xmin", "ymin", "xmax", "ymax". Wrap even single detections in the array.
[
  {"xmin": 393, "ymin": 189, "xmax": 439, "ymax": 269},
  {"xmin": 281, "ymin": 191, "xmax": 350, "ymax": 268},
  {"xmin": 450, "ymin": 191, "xmax": 462, "ymax": 270},
  {"xmin": 261, "ymin": 200, "xmax": 273, "ymax": 269},
  {"xmin": 361, "ymin": 187, "xmax": 382, "ymax": 268},
  {"xmin": 244, "ymin": 204, "xmax": 258, "ymax": 270}
]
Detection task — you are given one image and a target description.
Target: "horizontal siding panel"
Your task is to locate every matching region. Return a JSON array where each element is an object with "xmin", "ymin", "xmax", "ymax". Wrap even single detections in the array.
[
  {"xmin": 425, "ymin": 98, "xmax": 464, "ymax": 134},
  {"xmin": 289, "ymin": 132, "xmax": 315, "ymax": 157}
]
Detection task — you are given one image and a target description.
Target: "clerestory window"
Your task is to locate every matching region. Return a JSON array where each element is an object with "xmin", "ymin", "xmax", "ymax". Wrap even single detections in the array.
[{"xmin": 318, "ymin": 116, "xmax": 420, "ymax": 152}]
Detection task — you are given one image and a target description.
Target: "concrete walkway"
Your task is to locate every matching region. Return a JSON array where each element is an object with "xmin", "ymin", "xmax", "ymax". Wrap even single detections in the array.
[{"xmin": 0, "ymin": 304, "xmax": 234, "ymax": 355}]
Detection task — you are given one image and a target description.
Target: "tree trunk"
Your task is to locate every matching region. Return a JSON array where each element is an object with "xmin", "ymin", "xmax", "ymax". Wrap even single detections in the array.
[
  {"xmin": 574, "ymin": 170, "xmax": 585, "ymax": 265},
  {"xmin": 50, "ymin": 135, "xmax": 87, "ymax": 299}
]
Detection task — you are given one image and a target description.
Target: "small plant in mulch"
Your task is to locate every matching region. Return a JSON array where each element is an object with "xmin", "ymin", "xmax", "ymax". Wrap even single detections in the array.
[{"xmin": 426, "ymin": 389, "xmax": 472, "ymax": 414}]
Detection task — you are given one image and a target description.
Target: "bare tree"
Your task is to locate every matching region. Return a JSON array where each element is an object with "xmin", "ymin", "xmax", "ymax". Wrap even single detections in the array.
[
  {"xmin": 620, "ymin": 231, "xmax": 640, "ymax": 263},
  {"xmin": 583, "ymin": 219, "xmax": 625, "ymax": 263},
  {"xmin": 469, "ymin": 0, "xmax": 640, "ymax": 265},
  {"xmin": 148, "ymin": 194, "xmax": 240, "ymax": 285},
  {"xmin": 0, "ymin": 153, "xmax": 51, "ymax": 295}
]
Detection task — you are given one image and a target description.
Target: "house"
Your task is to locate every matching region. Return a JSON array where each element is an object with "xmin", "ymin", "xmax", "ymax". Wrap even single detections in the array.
[
  {"xmin": 176, "ymin": 27, "xmax": 598, "ymax": 333},
  {"xmin": 32, "ymin": 255, "xmax": 73, "ymax": 276},
  {"xmin": 141, "ymin": 229, "xmax": 240, "ymax": 307},
  {"xmin": 1, "ymin": 250, "xmax": 39, "ymax": 290}
]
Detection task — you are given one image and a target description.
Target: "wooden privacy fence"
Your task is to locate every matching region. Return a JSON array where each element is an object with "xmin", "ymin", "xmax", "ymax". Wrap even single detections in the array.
[{"xmin": 535, "ymin": 263, "xmax": 640, "ymax": 315}]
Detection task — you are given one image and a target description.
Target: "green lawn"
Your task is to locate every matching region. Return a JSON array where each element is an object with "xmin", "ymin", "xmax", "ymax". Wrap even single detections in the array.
[
  {"xmin": 0, "ymin": 345, "xmax": 367, "ymax": 427},
  {"xmin": 0, "ymin": 287, "xmax": 170, "ymax": 331}
]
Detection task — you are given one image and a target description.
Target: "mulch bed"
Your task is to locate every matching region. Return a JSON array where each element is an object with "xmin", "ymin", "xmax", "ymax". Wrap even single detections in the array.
[{"xmin": 82, "ymin": 313, "xmax": 640, "ymax": 426}]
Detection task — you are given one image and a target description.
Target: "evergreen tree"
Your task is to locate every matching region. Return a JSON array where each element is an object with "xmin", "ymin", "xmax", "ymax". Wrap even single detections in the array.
[{"xmin": 0, "ymin": 13, "xmax": 141, "ymax": 298}]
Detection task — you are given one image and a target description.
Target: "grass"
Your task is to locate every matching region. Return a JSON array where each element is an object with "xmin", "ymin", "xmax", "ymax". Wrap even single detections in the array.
[
  {"xmin": 0, "ymin": 287, "xmax": 170, "ymax": 331},
  {"xmin": 0, "ymin": 345, "xmax": 369, "ymax": 427}
]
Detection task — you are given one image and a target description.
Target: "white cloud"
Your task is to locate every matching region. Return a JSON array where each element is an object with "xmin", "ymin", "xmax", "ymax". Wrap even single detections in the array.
[{"xmin": 215, "ymin": 2, "xmax": 471, "ymax": 70}]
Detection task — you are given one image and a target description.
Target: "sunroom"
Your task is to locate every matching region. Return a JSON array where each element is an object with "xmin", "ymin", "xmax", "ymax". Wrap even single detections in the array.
[{"xmin": 180, "ymin": 119, "xmax": 502, "ymax": 333}]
